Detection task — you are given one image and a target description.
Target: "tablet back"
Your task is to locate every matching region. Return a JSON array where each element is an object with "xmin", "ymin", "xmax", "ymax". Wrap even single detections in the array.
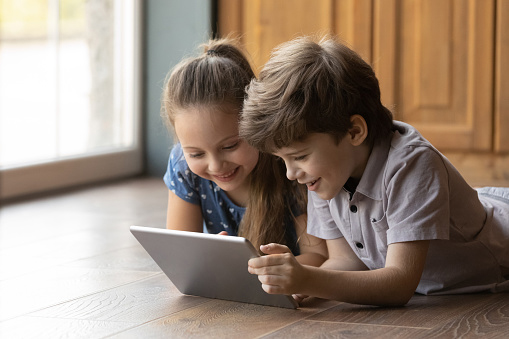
[{"xmin": 130, "ymin": 226, "xmax": 298, "ymax": 309}]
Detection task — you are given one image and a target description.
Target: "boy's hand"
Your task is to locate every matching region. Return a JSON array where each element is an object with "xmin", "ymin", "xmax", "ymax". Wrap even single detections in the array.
[
  {"xmin": 248, "ymin": 243, "xmax": 306, "ymax": 296},
  {"xmin": 259, "ymin": 243, "xmax": 291, "ymax": 255},
  {"xmin": 292, "ymin": 294, "xmax": 309, "ymax": 303}
]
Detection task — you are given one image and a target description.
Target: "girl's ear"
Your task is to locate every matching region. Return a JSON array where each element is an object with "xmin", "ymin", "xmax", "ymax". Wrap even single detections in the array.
[{"xmin": 348, "ymin": 115, "xmax": 368, "ymax": 146}]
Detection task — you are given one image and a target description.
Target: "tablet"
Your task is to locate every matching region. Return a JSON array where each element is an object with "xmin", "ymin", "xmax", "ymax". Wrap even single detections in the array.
[{"xmin": 130, "ymin": 226, "xmax": 298, "ymax": 309}]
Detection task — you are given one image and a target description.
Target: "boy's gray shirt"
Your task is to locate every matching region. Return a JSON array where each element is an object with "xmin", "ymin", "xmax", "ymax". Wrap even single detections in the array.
[{"xmin": 307, "ymin": 121, "xmax": 509, "ymax": 295}]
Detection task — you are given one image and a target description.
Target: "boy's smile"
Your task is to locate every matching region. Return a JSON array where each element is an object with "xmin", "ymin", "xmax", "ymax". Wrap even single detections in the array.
[{"xmin": 306, "ymin": 178, "xmax": 320, "ymax": 191}]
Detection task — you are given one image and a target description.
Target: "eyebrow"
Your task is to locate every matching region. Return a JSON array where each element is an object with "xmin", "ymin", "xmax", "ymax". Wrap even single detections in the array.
[
  {"xmin": 277, "ymin": 146, "xmax": 308, "ymax": 157},
  {"xmin": 181, "ymin": 134, "xmax": 239, "ymax": 151}
]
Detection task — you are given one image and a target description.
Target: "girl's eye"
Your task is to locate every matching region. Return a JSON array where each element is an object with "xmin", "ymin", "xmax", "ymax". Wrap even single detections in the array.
[
  {"xmin": 223, "ymin": 141, "xmax": 240, "ymax": 151},
  {"xmin": 188, "ymin": 153, "xmax": 204, "ymax": 159},
  {"xmin": 294, "ymin": 154, "xmax": 307, "ymax": 161}
]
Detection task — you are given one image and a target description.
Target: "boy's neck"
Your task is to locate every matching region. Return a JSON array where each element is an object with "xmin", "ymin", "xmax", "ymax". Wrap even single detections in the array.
[{"xmin": 343, "ymin": 177, "xmax": 359, "ymax": 199}]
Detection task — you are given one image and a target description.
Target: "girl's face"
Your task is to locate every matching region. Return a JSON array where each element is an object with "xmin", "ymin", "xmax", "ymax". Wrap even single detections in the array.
[{"xmin": 174, "ymin": 105, "xmax": 259, "ymax": 204}]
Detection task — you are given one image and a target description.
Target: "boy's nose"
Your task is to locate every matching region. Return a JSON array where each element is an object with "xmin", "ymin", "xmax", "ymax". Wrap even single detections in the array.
[{"xmin": 286, "ymin": 166, "xmax": 302, "ymax": 181}]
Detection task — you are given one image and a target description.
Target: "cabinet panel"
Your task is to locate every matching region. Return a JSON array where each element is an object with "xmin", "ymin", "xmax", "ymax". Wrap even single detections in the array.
[
  {"xmin": 218, "ymin": 0, "xmax": 372, "ymax": 70},
  {"xmin": 334, "ymin": 0, "xmax": 373, "ymax": 62},
  {"xmin": 495, "ymin": 0, "xmax": 509, "ymax": 152},
  {"xmin": 217, "ymin": 0, "xmax": 243, "ymax": 38},
  {"xmin": 375, "ymin": 0, "xmax": 494, "ymax": 151},
  {"xmin": 242, "ymin": 0, "xmax": 333, "ymax": 69}
]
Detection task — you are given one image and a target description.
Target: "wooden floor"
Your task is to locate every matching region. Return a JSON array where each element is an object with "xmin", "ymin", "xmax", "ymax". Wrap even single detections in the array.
[{"xmin": 0, "ymin": 176, "xmax": 508, "ymax": 338}]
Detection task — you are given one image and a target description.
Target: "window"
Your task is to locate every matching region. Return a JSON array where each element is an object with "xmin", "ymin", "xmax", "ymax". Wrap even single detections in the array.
[{"xmin": 0, "ymin": 0, "xmax": 142, "ymax": 199}]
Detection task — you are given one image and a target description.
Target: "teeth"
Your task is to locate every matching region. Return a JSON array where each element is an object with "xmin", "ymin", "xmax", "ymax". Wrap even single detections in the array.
[{"xmin": 217, "ymin": 169, "xmax": 236, "ymax": 178}]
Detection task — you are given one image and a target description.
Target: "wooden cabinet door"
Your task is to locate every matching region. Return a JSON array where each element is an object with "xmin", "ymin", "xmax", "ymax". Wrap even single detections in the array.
[
  {"xmin": 219, "ymin": 0, "xmax": 496, "ymax": 152},
  {"xmin": 218, "ymin": 0, "xmax": 372, "ymax": 71},
  {"xmin": 219, "ymin": 0, "xmax": 333, "ymax": 71},
  {"xmin": 374, "ymin": 0, "xmax": 494, "ymax": 151}
]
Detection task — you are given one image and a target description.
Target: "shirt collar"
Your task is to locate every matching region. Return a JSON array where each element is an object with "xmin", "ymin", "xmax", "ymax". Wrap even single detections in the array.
[{"xmin": 354, "ymin": 134, "xmax": 392, "ymax": 201}]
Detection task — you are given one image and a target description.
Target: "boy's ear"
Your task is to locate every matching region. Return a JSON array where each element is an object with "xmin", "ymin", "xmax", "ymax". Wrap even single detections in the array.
[{"xmin": 348, "ymin": 115, "xmax": 368, "ymax": 146}]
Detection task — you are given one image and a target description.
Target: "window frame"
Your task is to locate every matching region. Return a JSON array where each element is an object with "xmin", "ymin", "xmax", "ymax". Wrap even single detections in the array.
[{"xmin": 0, "ymin": 1, "xmax": 144, "ymax": 201}]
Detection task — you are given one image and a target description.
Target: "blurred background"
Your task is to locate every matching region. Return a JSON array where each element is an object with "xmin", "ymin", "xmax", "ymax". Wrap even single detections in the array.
[{"xmin": 0, "ymin": 0, "xmax": 508, "ymax": 201}]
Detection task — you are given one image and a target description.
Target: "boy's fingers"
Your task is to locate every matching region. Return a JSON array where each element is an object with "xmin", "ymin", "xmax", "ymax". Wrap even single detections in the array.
[
  {"xmin": 248, "ymin": 261, "xmax": 279, "ymax": 274},
  {"xmin": 248, "ymin": 253, "xmax": 290, "ymax": 269},
  {"xmin": 260, "ymin": 243, "xmax": 291, "ymax": 255},
  {"xmin": 292, "ymin": 294, "xmax": 308, "ymax": 303},
  {"xmin": 261, "ymin": 283, "xmax": 284, "ymax": 295}
]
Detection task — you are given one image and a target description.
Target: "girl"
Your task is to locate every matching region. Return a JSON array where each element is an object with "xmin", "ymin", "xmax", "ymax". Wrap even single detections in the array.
[{"xmin": 160, "ymin": 38, "xmax": 327, "ymax": 266}]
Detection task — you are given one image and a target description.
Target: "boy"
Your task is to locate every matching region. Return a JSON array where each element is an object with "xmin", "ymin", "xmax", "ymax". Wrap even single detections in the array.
[{"xmin": 240, "ymin": 35, "xmax": 509, "ymax": 306}]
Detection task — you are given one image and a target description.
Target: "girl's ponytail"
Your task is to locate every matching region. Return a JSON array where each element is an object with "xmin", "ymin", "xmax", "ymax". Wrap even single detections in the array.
[{"xmin": 161, "ymin": 37, "xmax": 254, "ymax": 131}]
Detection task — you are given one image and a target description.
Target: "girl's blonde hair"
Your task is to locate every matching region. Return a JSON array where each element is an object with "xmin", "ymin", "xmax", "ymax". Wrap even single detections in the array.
[
  {"xmin": 161, "ymin": 38, "xmax": 254, "ymax": 132},
  {"xmin": 161, "ymin": 37, "xmax": 306, "ymax": 253}
]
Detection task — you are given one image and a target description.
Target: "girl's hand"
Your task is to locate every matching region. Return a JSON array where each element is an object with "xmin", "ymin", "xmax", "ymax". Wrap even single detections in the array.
[
  {"xmin": 248, "ymin": 243, "xmax": 307, "ymax": 295},
  {"xmin": 217, "ymin": 231, "xmax": 228, "ymax": 235}
]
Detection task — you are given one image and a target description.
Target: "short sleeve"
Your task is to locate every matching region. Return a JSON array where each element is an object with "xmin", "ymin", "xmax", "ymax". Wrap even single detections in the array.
[
  {"xmin": 163, "ymin": 144, "xmax": 200, "ymax": 205},
  {"xmin": 307, "ymin": 191, "xmax": 343, "ymax": 239},
  {"xmin": 385, "ymin": 146, "xmax": 450, "ymax": 244}
]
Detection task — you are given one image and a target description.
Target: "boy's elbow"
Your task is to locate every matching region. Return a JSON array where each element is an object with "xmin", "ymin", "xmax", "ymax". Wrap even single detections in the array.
[
  {"xmin": 385, "ymin": 286, "xmax": 416, "ymax": 307},
  {"xmin": 373, "ymin": 294, "xmax": 412, "ymax": 307},
  {"xmin": 388, "ymin": 293, "xmax": 413, "ymax": 307},
  {"xmin": 374, "ymin": 280, "xmax": 416, "ymax": 307}
]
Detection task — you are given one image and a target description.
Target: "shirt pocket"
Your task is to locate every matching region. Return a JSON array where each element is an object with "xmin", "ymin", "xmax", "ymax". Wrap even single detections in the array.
[
  {"xmin": 370, "ymin": 212, "xmax": 389, "ymax": 260},
  {"xmin": 371, "ymin": 213, "xmax": 388, "ymax": 233}
]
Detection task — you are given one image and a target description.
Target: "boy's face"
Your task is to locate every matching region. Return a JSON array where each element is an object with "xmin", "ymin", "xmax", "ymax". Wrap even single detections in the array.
[{"xmin": 274, "ymin": 132, "xmax": 369, "ymax": 200}]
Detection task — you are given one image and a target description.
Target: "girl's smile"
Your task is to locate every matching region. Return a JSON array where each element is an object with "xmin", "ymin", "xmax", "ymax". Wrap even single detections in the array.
[{"xmin": 212, "ymin": 167, "xmax": 239, "ymax": 182}]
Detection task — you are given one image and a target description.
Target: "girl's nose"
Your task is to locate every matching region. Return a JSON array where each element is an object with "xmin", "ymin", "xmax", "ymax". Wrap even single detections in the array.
[{"xmin": 208, "ymin": 155, "xmax": 225, "ymax": 173}]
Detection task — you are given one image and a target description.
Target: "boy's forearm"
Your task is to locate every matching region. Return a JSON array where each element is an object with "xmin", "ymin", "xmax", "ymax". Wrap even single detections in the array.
[
  {"xmin": 320, "ymin": 257, "xmax": 368, "ymax": 271},
  {"xmin": 296, "ymin": 252, "xmax": 327, "ymax": 267},
  {"xmin": 299, "ymin": 265, "xmax": 415, "ymax": 307}
]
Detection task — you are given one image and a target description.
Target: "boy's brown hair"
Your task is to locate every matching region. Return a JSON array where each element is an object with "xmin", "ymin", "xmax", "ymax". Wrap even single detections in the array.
[{"xmin": 240, "ymin": 35, "xmax": 393, "ymax": 152}]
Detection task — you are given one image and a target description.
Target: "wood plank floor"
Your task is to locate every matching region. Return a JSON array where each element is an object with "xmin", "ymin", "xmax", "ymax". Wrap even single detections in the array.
[{"xmin": 0, "ymin": 176, "xmax": 508, "ymax": 338}]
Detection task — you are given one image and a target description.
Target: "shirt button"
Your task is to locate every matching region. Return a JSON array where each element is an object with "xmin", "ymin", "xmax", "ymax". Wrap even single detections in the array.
[
  {"xmin": 350, "ymin": 205, "xmax": 358, "ymax": 213},
  {"xmin": 355, "ymin": 242, "xmax": 364, "ymax": 249}
]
